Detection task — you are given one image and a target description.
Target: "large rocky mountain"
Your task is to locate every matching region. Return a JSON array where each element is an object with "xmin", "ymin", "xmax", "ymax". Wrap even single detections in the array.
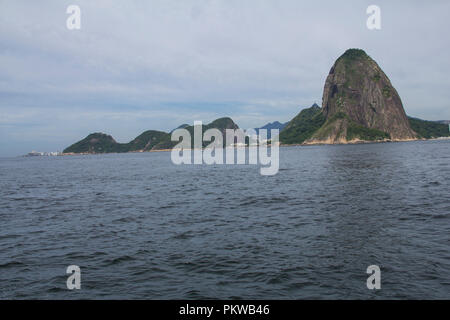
[
  {"xmin": 280, "ymin": 49, "xmax": 422, "ymax": 144},
  {"xmin": 312, "ymin": 49, "xmax": 416, "ymax": 143}
]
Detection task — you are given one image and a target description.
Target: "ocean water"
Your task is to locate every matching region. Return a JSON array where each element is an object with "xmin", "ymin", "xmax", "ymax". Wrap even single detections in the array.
[{"xmin": 0, "ymin": 140, "xmax": 449, "ymax": 299}]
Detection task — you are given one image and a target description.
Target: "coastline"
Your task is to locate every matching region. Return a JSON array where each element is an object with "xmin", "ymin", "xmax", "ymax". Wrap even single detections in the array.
[{"xmin": 58, "ymin": 137, "xmax": 450, "ymax": 156}]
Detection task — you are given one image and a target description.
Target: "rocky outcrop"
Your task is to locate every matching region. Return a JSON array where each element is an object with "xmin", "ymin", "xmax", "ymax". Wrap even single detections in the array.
[{"xmin": 307, "ymin": 49, "xmax": 417, "ymax": 143}]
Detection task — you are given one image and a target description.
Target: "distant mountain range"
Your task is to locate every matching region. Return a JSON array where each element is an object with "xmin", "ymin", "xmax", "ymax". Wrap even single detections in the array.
[
  {"xmin": 63, "ymin": 48, "xmax": 450, "ymax": 154},
  {"xmin": 64, "ymin": 112, "xmax": 448, "ymax": 155},
  {"xmin": 253, "ymin": 121, "xmax": 288, "ymax": 139},
  {"xmin": 170, "ymin": 124, "xmax": 189, "ymax": 133},
  {"xmin": 63, "ymin": 118, "xmax": 239, "ymax": 154}
]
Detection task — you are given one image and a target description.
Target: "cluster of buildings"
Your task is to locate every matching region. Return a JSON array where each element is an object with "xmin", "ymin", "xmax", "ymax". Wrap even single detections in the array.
[{"xmin": 26, "ymin": 151, "xmax": 61, "ymax": 157}]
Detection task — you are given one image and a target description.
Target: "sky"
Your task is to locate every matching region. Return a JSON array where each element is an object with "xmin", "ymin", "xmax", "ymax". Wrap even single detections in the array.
[{"xmin": 1, "ymin": 0, "xmax": 450, "ymax": 156}]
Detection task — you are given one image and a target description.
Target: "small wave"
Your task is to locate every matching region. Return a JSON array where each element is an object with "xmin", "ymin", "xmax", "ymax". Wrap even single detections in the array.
[
  {"xmin": 171, "ymin": 231, "xmax": 195, "ymax": 240},
  {"xmin": 105, "ymin": 255, "xmax": 137, "ymax": 265},
  {"xmin": 423, "ymin": 181, "xmax": 442, "ymax": 188},
  {"xmin": 240, "ymin": 196, "xmax": 291, "ymax": 206},
  {"xmin": 112, "ymin": 216, "xmax": 136, "ymax": 223},
  {"xmin": 431, "ymin": 213, "xmax": 449, "ymax": 219},
  {"xmin": 0, "ymin": 261, "xmax": 25, "ymax": 269},
  {"xmin": 0, "ymin": 234, "xmax": 21, "ymax": 240}
]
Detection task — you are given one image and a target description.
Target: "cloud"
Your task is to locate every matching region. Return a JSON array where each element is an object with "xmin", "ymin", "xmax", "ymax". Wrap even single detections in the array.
[{"xmin": 1, "ymin": 0, "xmax": 450, "ymax": 155}]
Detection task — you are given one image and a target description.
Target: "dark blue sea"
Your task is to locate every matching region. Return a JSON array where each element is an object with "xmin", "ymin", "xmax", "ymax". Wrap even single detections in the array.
[{"xmin": 0, "ymin": 140, "xmax": 449, "ymax": 299}]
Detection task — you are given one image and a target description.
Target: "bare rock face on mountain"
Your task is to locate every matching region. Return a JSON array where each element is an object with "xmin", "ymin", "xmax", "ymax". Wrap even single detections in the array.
[{"xmin": 307, "ymin": 49, "xmax": 417, "ymax": 143}]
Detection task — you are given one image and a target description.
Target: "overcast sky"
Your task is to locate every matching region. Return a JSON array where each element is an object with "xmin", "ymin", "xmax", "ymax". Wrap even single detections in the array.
[{"xmin": 1, "ymin": 0, "xmax": 449, "ymax": 156}]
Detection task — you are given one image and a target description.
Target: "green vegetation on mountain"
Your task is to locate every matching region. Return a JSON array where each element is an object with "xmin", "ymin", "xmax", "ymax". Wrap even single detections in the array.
[
  {"xmin": 162, "ymin": 117, "xmax": 240, "ymax": 149},
  {"xmin": 127, "ymin": 130, "xmax": 171, "ymax": 151},
  {"xmin": 63, "ymin": 117, "xmax": 239, "ymax": 154},
  {"xmin": 346, "ymin": 122, "xmax": 390, "ymax": 141},
  {"xmin": 304, "ymin": 111, "xmax": 390, "ymax": 142},
  {"xmin": 63, "ymin": 133, "xmax": 123, "ymax": 154},
  {"xmin": 279, "ymin": 104, "xmax": 326, "ymax": 144},
  {"xmin": 408, "ymin": 117, "xmax": 450, "ymax": 139},
  {"xmin": 63, "ymin": 131, "xmax": 170, "ymax": 154},
  {"xmin": 337, "ymin": 48, "xmax": 369, "ymax": 62}
]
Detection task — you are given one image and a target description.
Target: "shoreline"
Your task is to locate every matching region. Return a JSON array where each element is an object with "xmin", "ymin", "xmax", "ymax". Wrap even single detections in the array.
[{"xmin": 58, "ymin": 136, "xmax": 450, "ymax": 156}]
